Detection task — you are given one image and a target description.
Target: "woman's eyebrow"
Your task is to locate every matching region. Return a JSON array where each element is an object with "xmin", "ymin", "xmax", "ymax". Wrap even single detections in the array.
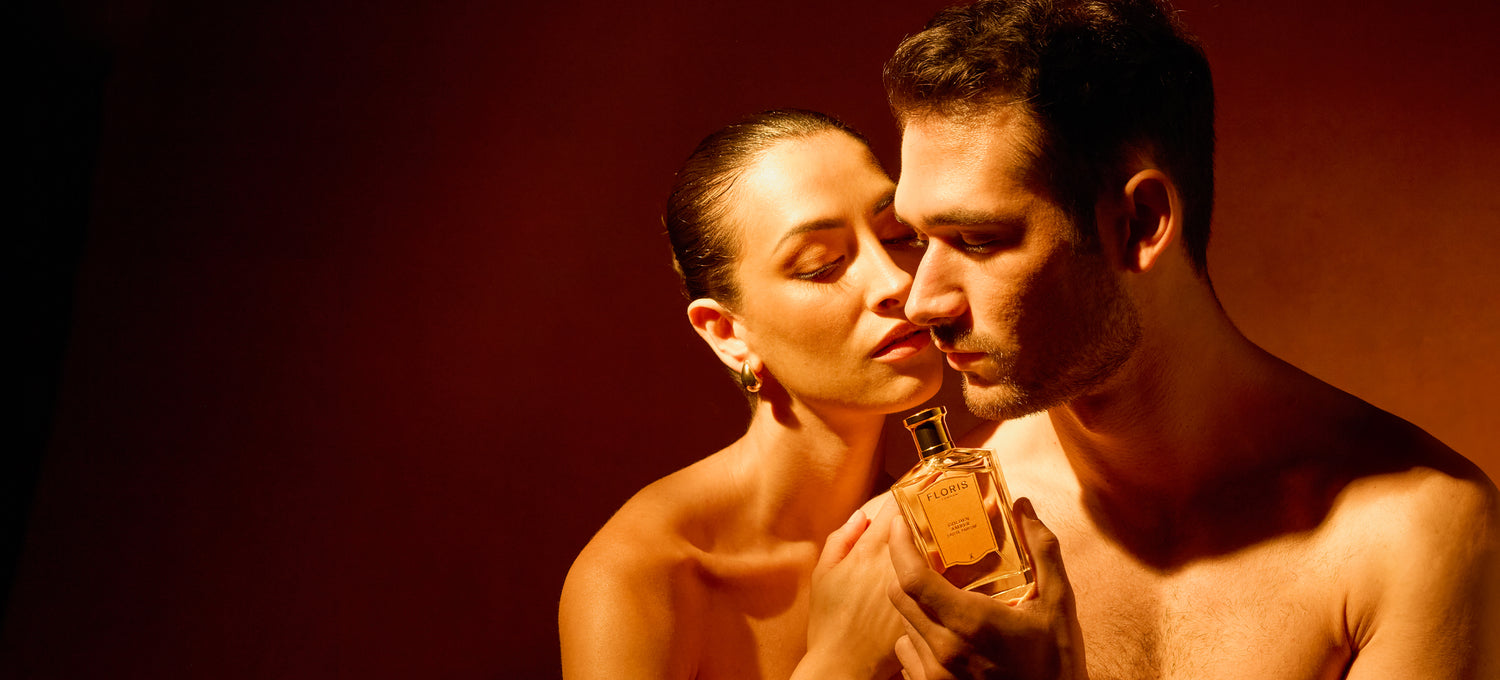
[{"xmin": 772, "ymin": 218, "xmax": 843, "ymax": 255}]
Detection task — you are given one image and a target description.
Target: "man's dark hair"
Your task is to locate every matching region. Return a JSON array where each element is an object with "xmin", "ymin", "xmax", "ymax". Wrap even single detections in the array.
[{"xmin": 885, "ymin": 0, "xmax": 1216, "ymax": 274}]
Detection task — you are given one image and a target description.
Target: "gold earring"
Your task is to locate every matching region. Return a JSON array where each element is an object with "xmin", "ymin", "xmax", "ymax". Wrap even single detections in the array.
[{"xmin": 739, "ymin": 362, "xmax": 762, "ymax": 393}]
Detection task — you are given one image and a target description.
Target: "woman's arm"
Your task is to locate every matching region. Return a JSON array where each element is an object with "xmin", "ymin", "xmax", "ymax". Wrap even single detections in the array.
[{"xmin": 791, "ymin": 495, "xmax": 908, "ymax": 680}]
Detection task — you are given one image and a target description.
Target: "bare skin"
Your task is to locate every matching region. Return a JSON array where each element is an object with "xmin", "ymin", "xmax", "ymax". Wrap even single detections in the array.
[
  {"xmin": 559, "ymin": 130, "xmax": 940, "ymax": 680},
  {"xmin": 885, "ymin": 108, "xmax": 1499, "ymax": 680},
  {"xmin": 560, "ymin": 426, "xmax": 908, "ymax": 680},
  {"xmin": 927, "ymin": 366, "xmax": 1499, "ymax": 680}
]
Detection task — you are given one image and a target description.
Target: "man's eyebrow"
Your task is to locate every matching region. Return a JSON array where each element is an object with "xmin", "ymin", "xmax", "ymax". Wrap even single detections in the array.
[{"xmin": 897, "ymin": 206, "xmax": 1018, "ymax": 229}]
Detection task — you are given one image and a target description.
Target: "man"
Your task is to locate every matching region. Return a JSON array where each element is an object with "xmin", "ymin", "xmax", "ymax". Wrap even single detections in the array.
[{"xmin": 881, "ymin": 1, "xmax": 1499, "ymax": 678}]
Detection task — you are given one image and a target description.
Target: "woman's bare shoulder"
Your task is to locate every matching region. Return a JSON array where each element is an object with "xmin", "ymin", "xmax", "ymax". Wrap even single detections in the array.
[
  {"xmin": 568, "ymin": 455, "xmax": 732, "ymax": 583},
  {"xmin": 559, "ymin": 453, "xmax": 739, "ymax": 678}
]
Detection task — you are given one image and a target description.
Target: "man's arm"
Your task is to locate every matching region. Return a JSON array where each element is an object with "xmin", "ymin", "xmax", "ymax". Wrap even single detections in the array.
[{"xmin": 1343, "ymin": 473, "xmax": 1499, "ymax": 680}]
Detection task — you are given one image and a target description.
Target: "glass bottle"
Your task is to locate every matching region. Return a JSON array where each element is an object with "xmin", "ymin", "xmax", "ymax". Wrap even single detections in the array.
[{"xmin": 891, "ymin": 406, "xmax": 1034, "ymax": 600}]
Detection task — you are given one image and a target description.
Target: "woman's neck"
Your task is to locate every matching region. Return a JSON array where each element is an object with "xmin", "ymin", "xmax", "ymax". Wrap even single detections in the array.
[{"xmin": 724, "ymin": 400, "xmax": 889, "ymax": 543}]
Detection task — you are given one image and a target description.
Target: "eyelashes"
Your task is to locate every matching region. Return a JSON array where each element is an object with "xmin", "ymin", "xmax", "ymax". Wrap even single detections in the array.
[
  {"xmin": 882, "ymin": 233, "xmax": 929, "ymax": 250},
  {"xmin": 794, "ymin": 257, "xmax": 844, "ymax": 281}
]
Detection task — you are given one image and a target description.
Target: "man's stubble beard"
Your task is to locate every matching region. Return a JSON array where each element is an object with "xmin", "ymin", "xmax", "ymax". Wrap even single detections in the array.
[{"xmin": 935, "ymin": 273, "xmax": 1142, "ymax": 422}]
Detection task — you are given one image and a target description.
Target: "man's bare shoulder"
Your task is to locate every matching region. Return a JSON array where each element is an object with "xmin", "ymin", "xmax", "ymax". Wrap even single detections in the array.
[
  {"xmin": 1322, "ymin": 399, "xmax": 1496, "ymax": 524},
  {"xmin": 1264, "ymin": 383, "xmax": 1493, "ymax": 551},
  {"xmin": 1309, "ymin": 402, "xmax": 1500, "ymax": 675},
  {"xmin": 1328, "ymin": 441, "xmax": 1498, "ymax": 571}
]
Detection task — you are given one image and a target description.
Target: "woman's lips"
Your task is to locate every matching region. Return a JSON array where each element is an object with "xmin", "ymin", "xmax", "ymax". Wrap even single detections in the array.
[{"xmin": 873, "ymin": 329, "xmax": 932, "ymax": 361}]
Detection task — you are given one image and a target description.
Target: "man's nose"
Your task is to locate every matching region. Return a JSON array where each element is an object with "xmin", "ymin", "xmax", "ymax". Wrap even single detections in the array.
[{"xmin": 906, "ymin": 244, "xmax": 966, "ymax": 327}]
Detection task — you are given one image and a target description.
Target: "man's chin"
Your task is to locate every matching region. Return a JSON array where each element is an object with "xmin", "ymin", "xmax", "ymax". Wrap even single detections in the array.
[{"xmin": 959, "ymin": 374, "xmax": 1049, "ymax": 422}]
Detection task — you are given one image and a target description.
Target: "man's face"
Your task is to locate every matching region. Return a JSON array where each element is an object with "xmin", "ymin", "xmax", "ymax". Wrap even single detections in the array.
[{"xmin": 894, "ymin": 108, "xmax": 1140, "ymax": 421}]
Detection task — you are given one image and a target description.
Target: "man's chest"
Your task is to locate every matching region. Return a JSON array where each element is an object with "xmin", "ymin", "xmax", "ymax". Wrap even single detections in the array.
[{"xmin": 1061, "ymin": 531, "xmax": 1354, "ymax": 680}]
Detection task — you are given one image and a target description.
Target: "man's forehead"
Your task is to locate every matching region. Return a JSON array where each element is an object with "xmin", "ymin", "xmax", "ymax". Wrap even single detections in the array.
[
  {"xmin": 901, "ymin": 107, "xmax": 1036, "ymax": 162},
  {"xmin": 895, "ymin": 108, "xmax": 1038, "ymax": 212}
]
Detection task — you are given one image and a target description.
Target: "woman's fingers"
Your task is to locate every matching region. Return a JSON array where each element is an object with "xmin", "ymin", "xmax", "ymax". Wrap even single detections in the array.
[{"xmin": 816, "ymin": 509, "xmax": 870, "ymax": 576}]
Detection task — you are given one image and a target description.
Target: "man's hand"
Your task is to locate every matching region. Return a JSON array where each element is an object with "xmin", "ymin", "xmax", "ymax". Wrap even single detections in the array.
[
  {"xmin": 886, "ymin": 497, "xmax": 1088, "ymax": 680},
  {"xmin": 796, "ymin": 494, "xmax": 906, "ymax": 680}
]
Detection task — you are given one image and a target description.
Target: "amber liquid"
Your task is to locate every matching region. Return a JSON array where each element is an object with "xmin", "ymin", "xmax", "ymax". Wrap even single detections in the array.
[{"xmin": 892, "ymin": 448, "xmax": 1033, "ymax": 600}]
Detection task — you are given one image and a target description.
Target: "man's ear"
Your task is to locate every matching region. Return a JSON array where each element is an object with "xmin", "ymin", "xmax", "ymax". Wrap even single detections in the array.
[
  {"xmin": 687, "ymin": 298, "xmax": 752, "ymax": 371},
  {"xmin": 1104, "ymin": 169, "xmax": 1181, "ymax": 273}
]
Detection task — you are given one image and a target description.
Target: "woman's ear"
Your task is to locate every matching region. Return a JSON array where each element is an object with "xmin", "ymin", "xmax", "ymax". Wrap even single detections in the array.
[
  {"xmin": 687, "ymin": 298, "xmax": 752, "ymax": 371},
  {"xmin": 1115, "ymin": 169, "xmax": 1181, "ymax": 273}
]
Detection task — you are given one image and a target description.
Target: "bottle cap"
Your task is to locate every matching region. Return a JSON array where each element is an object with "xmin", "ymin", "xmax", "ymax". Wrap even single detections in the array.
[{"xmin": 903, "ymin": 406, "xmax": 953, "ymax": 458}]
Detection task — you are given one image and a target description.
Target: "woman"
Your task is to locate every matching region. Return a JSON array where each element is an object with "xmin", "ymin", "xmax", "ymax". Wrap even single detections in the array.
[{"xmin": 559, "ymin": 110, "xmax": 942, "ymax": 679}]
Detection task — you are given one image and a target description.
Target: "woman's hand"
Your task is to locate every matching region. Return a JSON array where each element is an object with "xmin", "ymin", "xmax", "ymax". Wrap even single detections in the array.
[{"xmin": 795, "ymin": 493, "xmax": 907, "ymax": 680}]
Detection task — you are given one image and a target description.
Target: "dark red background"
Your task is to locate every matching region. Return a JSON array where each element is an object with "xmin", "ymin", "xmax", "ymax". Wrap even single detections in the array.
[{"xmin": 8, "ymin": 0, "xmax": 1498, "ymax": 677}]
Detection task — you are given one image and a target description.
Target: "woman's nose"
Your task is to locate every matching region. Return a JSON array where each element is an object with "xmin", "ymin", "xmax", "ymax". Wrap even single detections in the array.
[{"xmin": 867, "ymin": 245, "xmax": 915, "ymax": 314}]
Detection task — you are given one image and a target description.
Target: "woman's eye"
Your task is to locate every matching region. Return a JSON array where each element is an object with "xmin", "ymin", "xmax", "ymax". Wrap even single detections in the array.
[
  {"xmin": 882, "ymin": 233, "xmax": 928, "ymax": 249},
  {"xmin": 794, "ymin": 257, "xmax": 844, "ymax": 281}
]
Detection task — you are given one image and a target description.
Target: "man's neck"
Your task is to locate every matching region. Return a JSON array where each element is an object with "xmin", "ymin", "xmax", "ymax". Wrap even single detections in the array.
[{"xmin": 1044, "ymin": 296, "xmax": 1322, "ymax": 566}]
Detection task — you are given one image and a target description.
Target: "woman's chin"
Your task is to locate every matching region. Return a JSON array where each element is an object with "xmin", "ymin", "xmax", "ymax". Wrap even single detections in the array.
[{"xmin": 869, "ymin": 372, "xmax": 944, "ymax": 415}]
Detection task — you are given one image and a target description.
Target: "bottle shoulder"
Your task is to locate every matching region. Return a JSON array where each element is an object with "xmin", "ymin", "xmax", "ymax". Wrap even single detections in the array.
[
  {"xmin": 933, "ymin": 447, "xmax": 996, "ymax": 471},
  {"xmin": 893, "ymin": 447, "xmax": 998, "ymax": 487}
]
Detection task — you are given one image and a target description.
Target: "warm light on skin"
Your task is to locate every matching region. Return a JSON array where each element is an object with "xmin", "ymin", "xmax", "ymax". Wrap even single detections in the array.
[
  {"xmin": 694, "ymin": 130, "xmax": 944, "ymax": 415},
  {"xmin": 894, "ymin": 109, "xmax": 1139, "ymax": 421}
]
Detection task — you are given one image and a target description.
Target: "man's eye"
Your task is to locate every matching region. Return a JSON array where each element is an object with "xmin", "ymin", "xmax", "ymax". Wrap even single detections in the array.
[{"xmin": 956, "ymin": 232, "xmax": 1016, "ymax": 253}]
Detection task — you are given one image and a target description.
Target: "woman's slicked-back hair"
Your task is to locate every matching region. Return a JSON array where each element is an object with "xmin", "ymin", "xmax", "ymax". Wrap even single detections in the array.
[{"xmin": 665, "ymin": 109, "xmax": 872, "ymax": 307}]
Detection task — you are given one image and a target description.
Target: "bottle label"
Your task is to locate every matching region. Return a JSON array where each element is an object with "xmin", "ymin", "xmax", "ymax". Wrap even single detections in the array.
[{"xmin": 916, "ymin": 471, "xmax": 1000, "ymax": 568}]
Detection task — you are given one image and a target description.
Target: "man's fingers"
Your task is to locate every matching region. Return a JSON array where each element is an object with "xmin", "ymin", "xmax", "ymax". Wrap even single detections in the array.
[
  {"xmin": 897, "ymin": 618, "xmax": 960, "ymax": 680},
  {"xmin": 887, "ymin": 515, "xmax": 1004, "ymax": 638},
  {"xmin": 887, "ymin": 516, "xmax": 944, "ymax": 637},
  {"xmin": 816, "ymin": 509, "xmax": 869, "ymax": 574},
  {"xmin": 887, "ymin": 515, "xmax": 929, "ymax": 582},
  {"xmin": 1014, "ymin": 497, "xmax": 1070, "ymax": 606}
]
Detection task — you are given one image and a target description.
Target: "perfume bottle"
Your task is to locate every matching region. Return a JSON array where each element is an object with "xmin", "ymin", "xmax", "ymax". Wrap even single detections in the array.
[{"xmin": 891, "ymin": 407, "xmax": 1033, "ymax": 600}]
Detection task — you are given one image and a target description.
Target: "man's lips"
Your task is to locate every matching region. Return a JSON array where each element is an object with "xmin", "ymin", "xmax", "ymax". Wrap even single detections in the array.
[
  {"xmin": 933, "ymin": 341, "xmax": 988, "ymax": 369},
  {"xmin": 944, "ymin": 351, "xmax": 988, "ymax": 370}
]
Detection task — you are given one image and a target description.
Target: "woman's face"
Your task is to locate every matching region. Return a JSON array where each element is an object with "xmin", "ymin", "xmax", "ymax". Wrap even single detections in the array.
[{"xmin": 725, "ymin": 131, "xmax": 943, "ymax": 413}]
